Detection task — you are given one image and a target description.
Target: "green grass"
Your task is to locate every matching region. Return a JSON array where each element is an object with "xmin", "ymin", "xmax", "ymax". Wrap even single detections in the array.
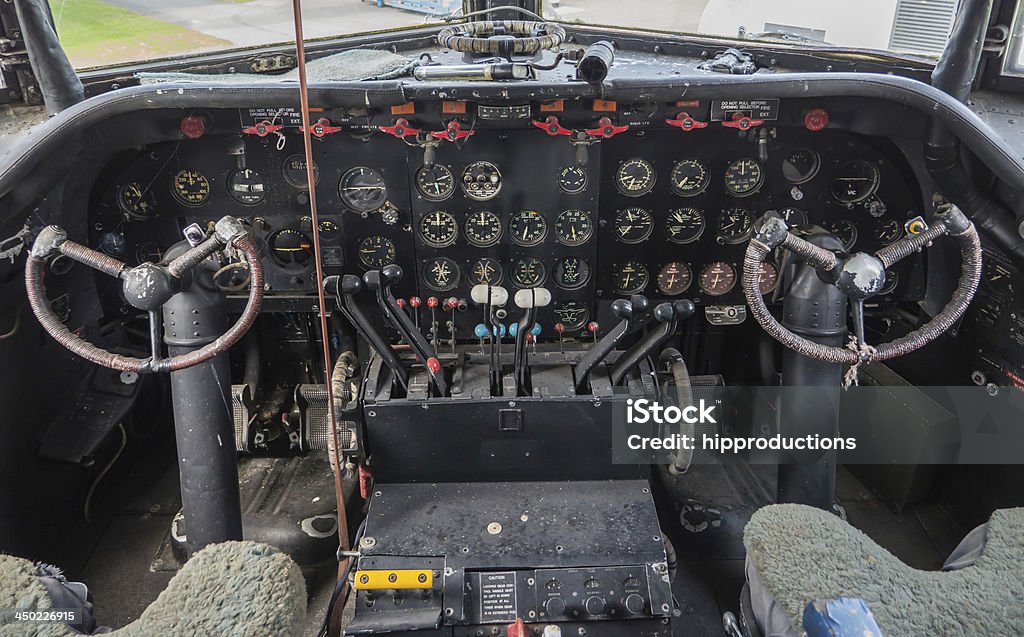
[{"xmin": 50, "ymin": 0, "xmax": 232, "ymax": 68}]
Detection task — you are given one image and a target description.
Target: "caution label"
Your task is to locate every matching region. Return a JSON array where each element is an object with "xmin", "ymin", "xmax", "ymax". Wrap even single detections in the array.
[{"xmin": 479, "ymin": 572, "xmax": 518, "ymax": 622}]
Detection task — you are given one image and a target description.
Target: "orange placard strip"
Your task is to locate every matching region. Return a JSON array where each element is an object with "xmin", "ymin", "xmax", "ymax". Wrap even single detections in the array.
[
  {"xmin": 593, "ymin": 99, "xmax": 617, "ymax": 112},
  {"xmin": 675, "ymin": 100, "xmax": 700, "ymax": 108},
  {"xmin": 442, "ymin": 101, "xmax": 468, "ymax": 114},
  {"xmin": 539, "ymin": 100, "xmax": 564, "ymax": 112},
  {"xmin": 391, "ymin": 102, "xmax": 416, "ymax": 115}
]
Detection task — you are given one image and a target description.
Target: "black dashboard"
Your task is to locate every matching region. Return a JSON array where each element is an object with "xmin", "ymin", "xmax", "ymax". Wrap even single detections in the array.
[{"xmin": 85, "ymin": 97, "xmax": 928, "ymax": 342}]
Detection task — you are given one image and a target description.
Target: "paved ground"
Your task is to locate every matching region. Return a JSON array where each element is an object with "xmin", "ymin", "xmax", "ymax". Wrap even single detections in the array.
[{"xmin": 101, "ymin": 0, "xmax": 710, "ymax": 54}]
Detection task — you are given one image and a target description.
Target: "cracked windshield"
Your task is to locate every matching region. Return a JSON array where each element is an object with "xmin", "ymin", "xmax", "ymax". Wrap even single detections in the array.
[{"xmin": 51, "ymin": 0, "xmax": 959, "ymax": 69}]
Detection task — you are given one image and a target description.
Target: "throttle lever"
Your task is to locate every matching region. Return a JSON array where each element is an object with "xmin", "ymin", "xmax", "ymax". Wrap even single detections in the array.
[
  {"xmin": 324, "ymin": 275, "xmax": 408, "ymax": 390},
  {"xmin": 364, "ymin": 266, "xmax": 447, "ymax": 396},
  {"xmin": 574, "ymin": 295, "xmax": 650, "ymax": 393},
  {"xmin": 610, "ymin": 300, "xmax": 695, "ymax": 385},
  {"xmin": 511, "ymin": 288, "xmax": 551, "ymax": 396}
]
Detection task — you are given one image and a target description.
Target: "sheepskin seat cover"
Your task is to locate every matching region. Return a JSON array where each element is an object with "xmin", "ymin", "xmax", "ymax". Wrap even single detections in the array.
[
  {"xmin": 0, "ymin": 541, "xmax": 305, "ymax": 637},
  {"xmin": 744, "ymin": 504, "xmax": 1024, "ymax": 636}
]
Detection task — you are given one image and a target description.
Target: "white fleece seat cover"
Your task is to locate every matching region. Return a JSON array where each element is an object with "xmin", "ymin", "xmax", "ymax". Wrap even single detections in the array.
[
  {"xmin": 743, "ymin": 504, "xmax": 1024, "ymax": 636},
  {"xmin": 0, "ymin": 541, "xmax": 306, "ymax": 637}
]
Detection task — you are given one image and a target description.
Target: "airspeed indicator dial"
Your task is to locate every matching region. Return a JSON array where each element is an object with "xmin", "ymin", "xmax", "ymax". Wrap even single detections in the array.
[
  {"xmin": 615, "ymin": 158, "xmax": 656, "ymax": 197},
  {"xmin": 464, "ymin": 211, "xmax": 502, "ymax": 247},
  {"xmin": 554, "ymin": 209, "xmax": 593, "ymax": 246},
  {"xmin": 670, "ymin": 159, "xmax": 710, "ymax": 196},
  {"xmin": 171, "ymin": 169, "xmax": 211, "ymax": 207},
  {"xmin": 419, "ymin": 210, "xmax": 458, "ymax": 248}
]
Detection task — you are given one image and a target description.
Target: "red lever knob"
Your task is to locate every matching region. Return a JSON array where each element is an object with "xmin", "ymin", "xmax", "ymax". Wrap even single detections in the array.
[
  {"xmin": 305, "ymin": 117, "xmax": 343, "ymax": 138},
  {"xmin": 444, "ymin": 297, "xmax": 459, "ymax": 311},
  {"xmin": 554, "ymin": 323, "xmax": 565, "ymax": 334},
  {"xmin": 505, "ymin": 619, "xmax": 528, "ymax": 637},
  {"xmin": 241, "ymin": 120, "xmax": 284, "ymax": 137},
  {"xmin": 532, "ymin": 115, "xmax": 572, "ymax": 137},
  {"xmin": 426, "ymin": 357, "xmax": 441, "ymax": 374},
  {"xmin": 584, "ymin": 117, "xmax": 629, "ymax": 139},
  {"xmin": 427, "ymin": 296, "xmax": 439, "ymax": 308},
  {"xmin": 409, "ymin": 296, "xmax": 422, "ymax": 308},
  {"xmin": 430, "ymin": 120, "xmax": 474, "ymax": 142},
  {"xmin": 665, "ymin": 111, "xmax": 708, "ymax": 132},
  {"xmin": 396, "ymin": 298, "xmax": 406, "ymax": 309},
  {"xmin": 721, "ymin": 112, "xmax": 765, "ymax": 131},
  {"xmin": 587, "ymin": 321, "xmax": 600, "ymax": 333},
  {"xmin": 378, "ymin": 117, "xmax": 420, "ymax": 139}
]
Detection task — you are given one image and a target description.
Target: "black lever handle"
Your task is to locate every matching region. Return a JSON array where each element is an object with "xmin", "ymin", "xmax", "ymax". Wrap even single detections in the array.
[
  {"xmin": 511, "ymin": 288, "xmax": 550, "ymax": 396},
  {"xmin": 325, "ymin": 274, "xmax": 409, "ymax": 390},
  {"xmin": 364, "ymin": 266, "xmax": 447, "ymax": 396},
  {"xmin": 574, "ymin": 295, "xmax": 650, "ymax": 393},
  {"xmin": 609, "ymin": 300, "xmax": 695, "ymax": 385}
]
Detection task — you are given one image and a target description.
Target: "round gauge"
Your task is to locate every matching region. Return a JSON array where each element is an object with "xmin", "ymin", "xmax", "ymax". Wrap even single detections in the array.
[
  {"xmin": 226, "ymin": 168, "xmax": 266, "ymax": 205},
  {"xmin": 511, "ymin": 257, "xmax": 546, "ymax": 288},
  {"xmin": 461, "ymin": 161, "xmax": 502, "ymax": 201},
  {"xmin": 416, "ymin": 164, "xmax": 455, "ymax": 202},
  {"xmin": 267, "ymin": 228, "xmax": 312, "ymax": 269},
  {"xmin": 464, "ymin": 211, "xmax": 503, "ymax": 247},
  {"xmin": 613, "ymin": 207, "xmax": 654, "ymax": 244},
  {"xmin": 282, "ymin": 154, "xmax": 320, "ymax": 189},
  {"xmin": 879, "ymin": 270, "xmax": 899, "ymax": 295},
  {"xmin": 758, "ymin": 262, "xmax": 779, "ymax": 295},
  {"xmin": 508, "ymin": 210, "xmax": 548, "ymax": 246},
  {"xmin": 831, "ymin": 160, "xmax": 880, "ymax": 204},
  {"xmin": 554, "ymin": 209, "xmax": 593, "ymax": 246},
  {"xmin": 116, "ymin": 182, "xmax": 156, "ymax": 220},
  {"xmin": 557, "ymin": 165, "xmax": 588, "ymax": 194},
  {"xmin": 779, "ymin": 207, "xmax": 808, "ymax": 225},
  {"xmin": 553, "ymin": 301, "xmax": 590, "ymax": 332},
  {"xmin": 876, "ymin": 219, "xmax": 902, "ymax": 245},
  {"xmin": 657, "ymin": 262, "xmax": 693, "ymax": 296},
  {"xmin": 171, "ymin": 169, "xmax": 211, "ymax": 207},
  {"xmin": 823, "ymin": 219, "xmax": 858, "ymax": 250},
  {"xmin": 612, "ymin": 261, "xmax": 649, "ymax": 294},
  {"xmin": 718, "ymin": 208, "xmax": 754, "ymax": 244},
  {"xmin": 317, "ymin": 219, "xmax": 340, "ymax": 240},
  {"xmin": 357, "ymin": 235, "xmax": 396, "ymax": 269},
  {"xmin": 99, "ymin": 232, "xmax": 126, "ymax": 256},
  {"xmin": 781, "ymin": 148, "xmax": 821, "ymax": 184},
  {"xmin": 553, "ymin": 257, "xmax": 591, "ymax": 290},
  {"xmin": 976, "ymin": 300, "xmax": 1001, "ymax": 327},
  {"xmin": 339, "ymin": 167, "xmax": 388, "ymax": 213},
  {"xmin": 670, "ymin": 159, "xmax": 710, "ymax": 197},
  {"xmin": 724, "ymin": 158, "xmax": 764, "ymax": 197},
  {"xmin": 419, "ymin": 210, "xmax": 458, "ymax": 248},
  {"xmin": 615, "ymin": 158, "xmax": 656, "ymax": 197},
  {"xmin": 135, "ymin": 242, "xmax": 164, "ymax": 265},
  {"xmin": 699, "ymin": 262, "xmax": 737, "ymax": 296},
  {"xmin": 468, "ymin": 257, "xmax": 503, "ymax": 285},
  {"xmin": 983, "ymin": 260, "xmax": 1015, "ymax": 296},
  {"xmin": 423, "ymin": 257, "xmax": 460, "ymax": 291},
  {"xmin": 665, "ymin": 208, "xmax": 705, "ymax": 244}
]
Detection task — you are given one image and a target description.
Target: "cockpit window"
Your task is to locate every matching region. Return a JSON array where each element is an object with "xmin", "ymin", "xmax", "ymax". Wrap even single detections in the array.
[{"xmin": 51, "ymin": 0, "xmax": 958, "ymax": 69}]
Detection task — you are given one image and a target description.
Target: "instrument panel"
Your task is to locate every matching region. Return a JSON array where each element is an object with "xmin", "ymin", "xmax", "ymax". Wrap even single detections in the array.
[{"xmin": 87, "ymin": 99, "xmax": 927, "ymax": 340}]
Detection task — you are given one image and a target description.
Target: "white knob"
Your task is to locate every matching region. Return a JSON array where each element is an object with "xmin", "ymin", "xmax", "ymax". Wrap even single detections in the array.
[
  {"xmin": 514, "ymin": 287, "xmax": 552, "ymax": 309},
  {"xmin": 470, "ymin": 284, "xmax": 508, "ymax": 306}
]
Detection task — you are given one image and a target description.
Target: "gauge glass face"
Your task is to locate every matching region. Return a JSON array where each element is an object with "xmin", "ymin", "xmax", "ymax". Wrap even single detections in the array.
[
  {"xmin": 665, "ymin": 208, "xmax": 705, "ymax": 244},
  {"xmin": 615, "ymin": 158, "xmax": 656, "ymax": 197},
  {"xmin": 416, "ymin": 164, "xmax": 455, "ymax": 201},
  {"xmin": 468, "ymin": 257, "xmax": 503, "ymax": 285},
  {"xmin": 268, "ymin": 228, "xmax": 312, "ymax": 269},
  {"xmin": 613, "ymin": 207, "xmax": 654, "ymax": 244},
  {"xmin": 553, "ymin": 301, "xmax": 589, "ymax": 331},
  {"xmin": 227, "ymin": 168, "xmax": 266, "ymax": 205},
  {"xmin": 508, "ymin": 210, "xmax": 547, "ymax": 246},
  {"xmin": 984, "ymin": 260, "xmax": 1015, "ymax": 297},
  {"xmin": 670, "ymin": 159, "xmax": 710, "ymax": 197},
  {"xmin": 975, "ymin": 300, "xmax": 1000, "ymax": 327},
  {"xmin": 339, "ymin": 167, "xmax": 388, "ymax": 213},
  {"xmin": 831, "ymin": 160, "xmax": 880, "ymax": 204},
  {"xmin": 461, "ymin": 161, "xmax": 502, "ymax": 201},
  {"xmin": 879, "ymin": 270, "xmax": 899, "ymax": 295},
  {"xmin": 135, "ymin": 242, "xmax": 164, "ymax": 265},
  {"xmin": 699, "ymin": 262, "xmax": 737, "ymax": 296},
  {"xmin": 557, "ymin": 165, "xmax": 588, "ymax": 194},
  {"xmin": 781, "ymin": 148, "xmax": 821, "ymax": 184},
  {"xmin": 171, "ymin": 169, "xmax": 211, "ymax": 207},
  {"xmin": 657, "ymin": 262, "xmax": 692, "ymax": 295},
  {"xmin": 724, "ymin": 158, "xmax": 764, "ymax": 197},
  {"xmin": 317, "ymin": 219, "xmax": 340, "ymax": 240},
  {"xmin": 876, "ymin": 219, "xmax": 902, "ymax": 245},
  {"xmin": 612, "ymin": 261, "xmax": 649, "ymax": 294},
  {"xmin": 357, "ymin": 235, "xmax": 396, "ymax": 269},
  {"xmin": 554, "ymin": 209, "xmax": 593, "ymax": 246},
  {"xmin": 99, "ymin": 232, "xmax": 126, "ymax": 256},
  {"xmin": 419, "ymin": 210, "xmax": 458, "ymax": 248},
  {"xmin": 117, "ymin": 182, "xmax": 157, "ymax": 220},
  {"xmin": 718, "ymin": 208, "xmax": 753, "ymax": 244},
  {"xmin": 422, "ymin": 257, "xmax": 460, "ymax": 291},
  {"xmin": 464, "ymin": 211, "xmax": 503, "ymax": 247},
  {"xmin": 823, "ymin": 219, "xmax": 858, "ymax": 250},
  {"xmin": 758, "ymin": 262, "xmax": 779, "ymax": 295},
  {"xmin": 553, "ymin": 257, "xmax": 591, "ymax": 290},
  {"xmin": 282, "ymin": 154, "xmax": 320, "ymax": 189},
  {"xmin": 511, "ymin": 257, "xmax": 546, "ymax": 288},
  {"xmin": 779, "ymin": 207, "xmax": 808, "ymax": 225}
]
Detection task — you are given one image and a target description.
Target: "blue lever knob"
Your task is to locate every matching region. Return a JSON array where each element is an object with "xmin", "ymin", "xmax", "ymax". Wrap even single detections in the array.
[
  {"xmin": 474, "ymin": 323, "xmax": 489, "ymax": 338},
  {"xmin": 531, "ymin": 323, "xmax": 542, "ymax": 336}
]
